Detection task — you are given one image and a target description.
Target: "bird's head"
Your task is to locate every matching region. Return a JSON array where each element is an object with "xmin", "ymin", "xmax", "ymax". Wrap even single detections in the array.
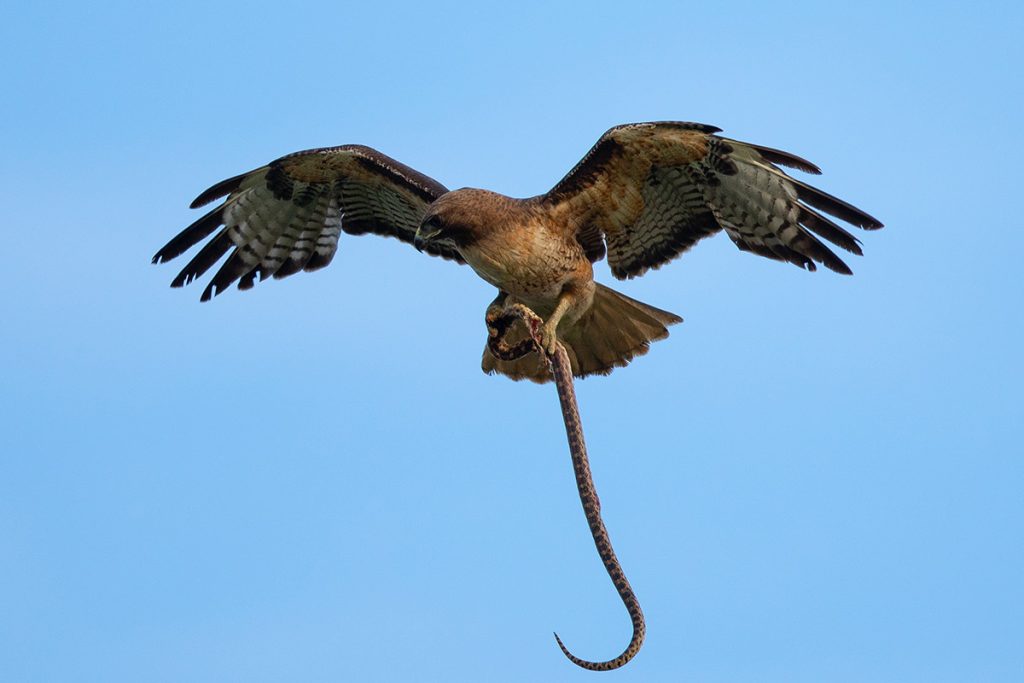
[
  {"xmin": 413, "ymin": 211, "xmax": 452, "ymax": 252},
  {"xmin": 414, "ymin": 188, "xmax": 510, "ymax": 252}
]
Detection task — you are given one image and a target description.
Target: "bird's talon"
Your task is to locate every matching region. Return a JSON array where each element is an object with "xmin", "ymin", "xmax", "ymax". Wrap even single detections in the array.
[{"xmin": 540, "ymin": 324, "xmax": 559, "ymax": 356}]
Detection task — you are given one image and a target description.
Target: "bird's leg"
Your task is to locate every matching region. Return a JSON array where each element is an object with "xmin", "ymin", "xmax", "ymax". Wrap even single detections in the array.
[{"xmin": 539, "ymin": 290, "xmax": 575, "ymax": 356}]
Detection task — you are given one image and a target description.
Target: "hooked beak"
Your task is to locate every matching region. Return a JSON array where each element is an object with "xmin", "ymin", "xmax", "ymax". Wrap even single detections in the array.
[{"xmin": 413, "ymin": 226, "xmax": 441, "ymax": 252}]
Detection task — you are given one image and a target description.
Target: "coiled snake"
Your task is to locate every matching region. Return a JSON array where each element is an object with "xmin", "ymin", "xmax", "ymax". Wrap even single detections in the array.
[{"xmin": 486, "ymin": 303, "xmax": 645, "ymax": 671}]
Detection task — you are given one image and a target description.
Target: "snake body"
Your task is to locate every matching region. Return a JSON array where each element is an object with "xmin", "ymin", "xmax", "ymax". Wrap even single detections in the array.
[{"xmin": 487, "ymin": 303, "xmax": 645, "ymax": 671}]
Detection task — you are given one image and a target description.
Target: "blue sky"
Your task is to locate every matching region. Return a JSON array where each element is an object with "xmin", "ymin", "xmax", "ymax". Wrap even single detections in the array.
[{"xmin": 2, "ymin": 1, "xmax": 1022, "ymax": 681}]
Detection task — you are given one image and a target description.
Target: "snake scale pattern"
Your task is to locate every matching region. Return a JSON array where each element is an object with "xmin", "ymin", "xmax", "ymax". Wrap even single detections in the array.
[{"xmin": 487, "ymin": 303, "xmax": 645, "ymax": 671}]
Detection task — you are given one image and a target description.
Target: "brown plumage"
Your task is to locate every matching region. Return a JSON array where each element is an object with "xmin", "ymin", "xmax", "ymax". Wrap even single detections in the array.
[{"xmin": 154, "ymin": 121, "xmax": 882, "ymax": 380}]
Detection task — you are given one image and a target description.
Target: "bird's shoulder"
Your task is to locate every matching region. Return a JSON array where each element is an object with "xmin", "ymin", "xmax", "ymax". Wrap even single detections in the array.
[{"xmin": 546, "ymin": 121, "xmax": 722, "ymax": 202}]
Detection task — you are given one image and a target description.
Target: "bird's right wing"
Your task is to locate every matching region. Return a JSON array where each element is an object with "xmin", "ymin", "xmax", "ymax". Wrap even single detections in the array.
[{"xmin": 153, "ymin": 145, "xmax": 464, "ymax": 301}]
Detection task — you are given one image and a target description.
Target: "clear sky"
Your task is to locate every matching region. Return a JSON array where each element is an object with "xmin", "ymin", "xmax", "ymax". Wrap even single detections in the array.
[{"xmin": 2, "ymin": 1, "xmax": 1022, "ymax": 681}]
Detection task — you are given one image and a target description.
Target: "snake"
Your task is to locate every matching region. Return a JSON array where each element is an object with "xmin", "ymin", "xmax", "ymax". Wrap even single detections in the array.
[{"xmin": 487, "ymin": 303, "xmax": 646, "ymax": 671}]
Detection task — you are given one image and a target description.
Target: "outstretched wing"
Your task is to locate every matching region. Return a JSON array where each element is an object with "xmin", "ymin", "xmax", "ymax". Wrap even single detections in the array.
[
  {"xmin": 153, "ymin": 145, "xmax": 463, "ymax": 301},
  {"xmin": 543, "ymin": 121, "xmax": 883, "ymax": 279}
]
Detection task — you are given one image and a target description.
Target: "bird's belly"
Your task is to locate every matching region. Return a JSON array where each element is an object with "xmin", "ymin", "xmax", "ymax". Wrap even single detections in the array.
[{"xmin": 462, "ymin": 232, "xmax": 584, "ymax": 304}]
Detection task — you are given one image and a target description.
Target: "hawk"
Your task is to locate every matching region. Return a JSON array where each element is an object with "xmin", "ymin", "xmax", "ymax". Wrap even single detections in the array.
[{"xmin": 154, "ymin": 122, "xmax": 882, "ymax": 380}]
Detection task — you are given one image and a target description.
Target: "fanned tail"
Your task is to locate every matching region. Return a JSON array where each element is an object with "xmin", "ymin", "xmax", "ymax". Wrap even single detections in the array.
[{"xmin": 482, "ymin": 284, "xmax": 681, "ymax": 383}]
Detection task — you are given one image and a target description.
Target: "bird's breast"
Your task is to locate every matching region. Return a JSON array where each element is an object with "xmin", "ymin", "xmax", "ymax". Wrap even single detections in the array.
[{"xmin": 460, "ymin": 224, "xmax": 589, "ymax": 303}]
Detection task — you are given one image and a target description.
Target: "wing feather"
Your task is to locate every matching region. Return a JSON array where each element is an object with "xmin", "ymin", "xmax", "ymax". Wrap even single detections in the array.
[
  {"xmin": 189, "ymin": 171, "xmax": 249, "ymax": 209},
  {"xmin": 737, "ymin": 142, "xmax": 822, "ymax": 175},
  {"xmin": 799, "ymin": 206, "xmax": 863, "ymax": 256},
  {"xmin": 787, "ymin": 175, "xmax": 883, "ymax": 230},
  {"xmin": 171, "ymin": 228, "xmax": 234, "ymax": 289},
  {"xmin": 154, "ymin": 145, "xmax": 463, "ymax": 300},
  {"xmin": 152, "ymin": 205, "xmax": 225, "ymax": 264}
]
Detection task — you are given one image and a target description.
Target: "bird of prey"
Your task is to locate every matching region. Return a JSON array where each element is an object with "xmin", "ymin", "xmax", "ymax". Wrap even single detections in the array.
[{"xmin": 153, "ymin": 121, "xmax": 882, "ymax": 379}]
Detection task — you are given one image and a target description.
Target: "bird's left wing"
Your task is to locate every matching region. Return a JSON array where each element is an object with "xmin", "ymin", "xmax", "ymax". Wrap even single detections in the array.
[
  {"xmin": 542, "ymin": 121, "xmax": 882, "ymax": 279},
  {"xmin": 153, "ymin": 145, "xmax": 463, "ymax": 301}
]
